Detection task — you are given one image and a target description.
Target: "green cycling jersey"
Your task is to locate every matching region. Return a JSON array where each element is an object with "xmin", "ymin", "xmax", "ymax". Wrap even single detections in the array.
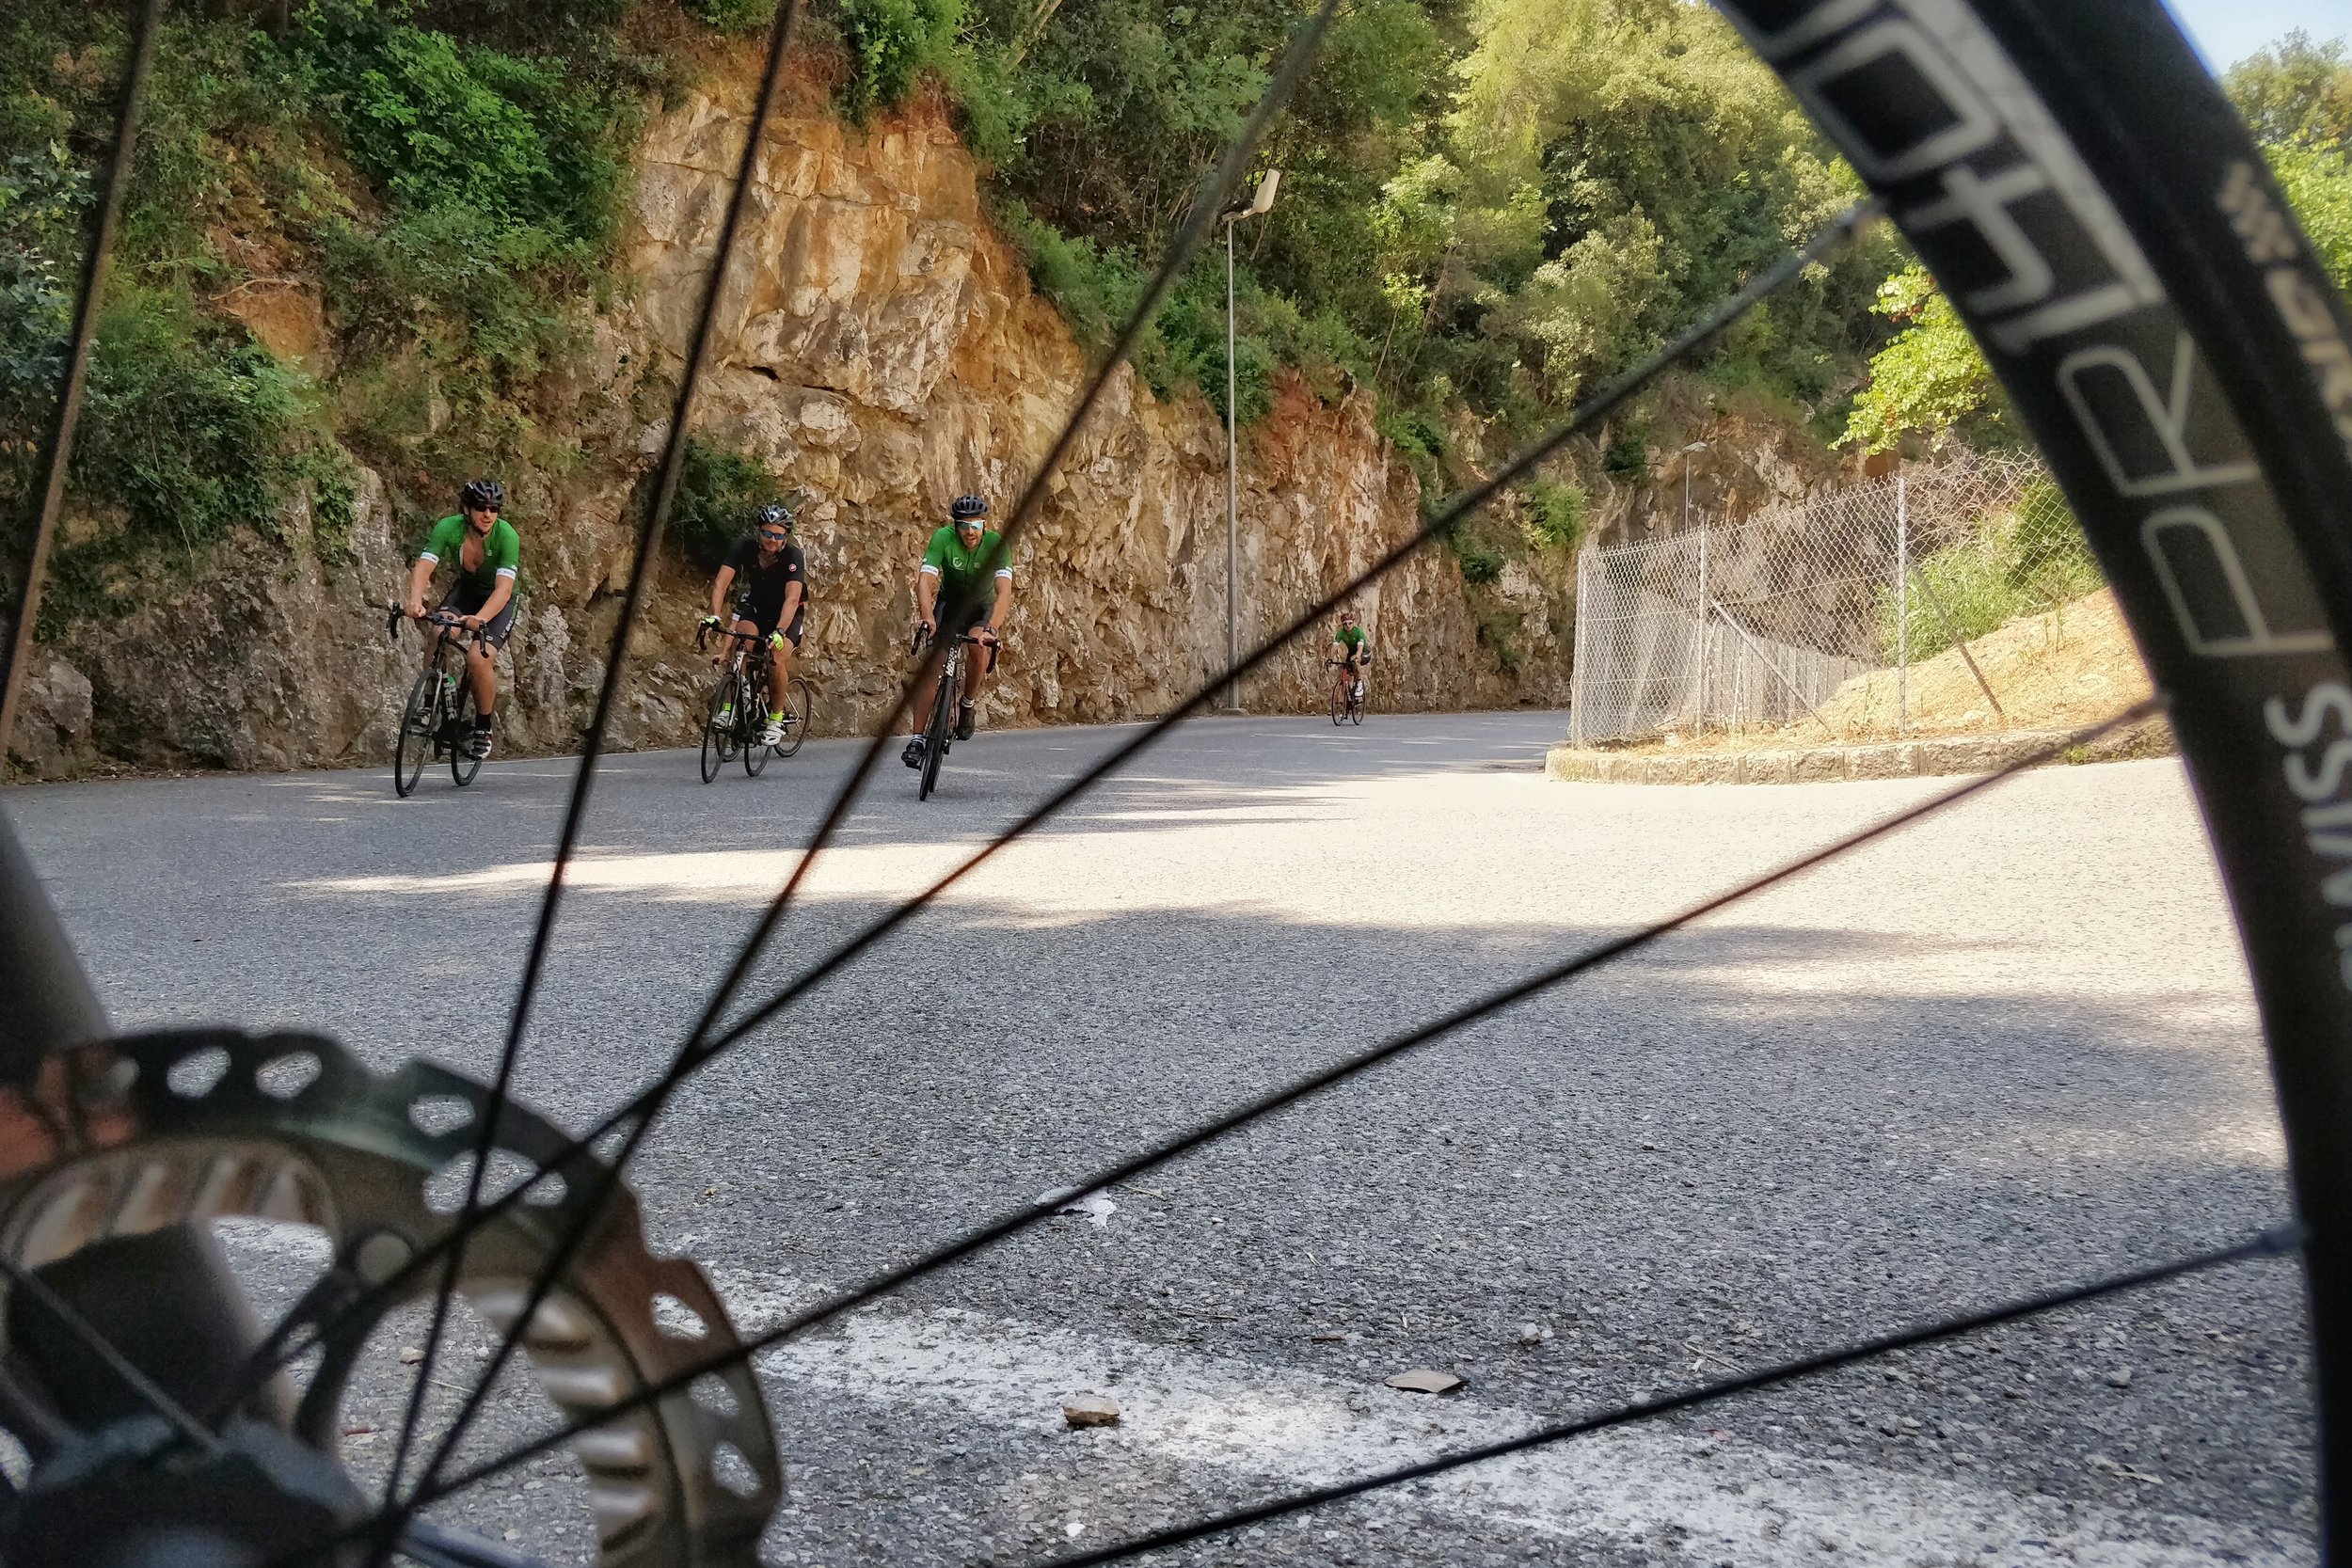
[
  {"xmin": 921, "ymin": 525, "xmax": 1011, "ymax": 606},
  {"xmin": 1334, "ymin": 625, "xmax": 1368, "ymax": 654},
  {"xmin": 419, "ymin": 514, "xmax": 521, "ymax": 599}
]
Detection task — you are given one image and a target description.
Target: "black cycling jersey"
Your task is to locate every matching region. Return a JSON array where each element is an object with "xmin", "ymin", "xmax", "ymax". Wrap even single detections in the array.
[{"xmin": 725, "ymin": 536, "xmax": 807, "ymax": 627}]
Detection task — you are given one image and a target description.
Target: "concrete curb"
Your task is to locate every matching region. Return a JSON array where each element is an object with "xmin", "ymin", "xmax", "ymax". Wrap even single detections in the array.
[{"xmin": 1544, "ymin": 719, "xmax": 2173, "ymax": 785}]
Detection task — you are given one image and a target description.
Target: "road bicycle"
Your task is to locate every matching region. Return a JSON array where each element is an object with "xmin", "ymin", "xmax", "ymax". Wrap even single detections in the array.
[
  {"xmin": 695, "ymin": 623, "xmax": 813, "ymax": 784},
  {"xmin": 1327, "ymin": 658, "xmax": 1365, "ymax": 726},
  {"xmin": 911, "ymin": 622, "xmax": 991, "ymax": 801},
  {"xmin": 6, "ymin": 4, "xmax": 2352, "ymax": 1565},
  {"xmin": 385, "ymin": 606, "xmax": 490, "ymax": 798}
]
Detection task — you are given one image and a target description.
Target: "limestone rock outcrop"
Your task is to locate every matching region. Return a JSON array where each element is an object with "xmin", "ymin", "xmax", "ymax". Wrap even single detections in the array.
[{"xmin": 16, "ymin": 67, "xmax": 1575, "ymax": 779}]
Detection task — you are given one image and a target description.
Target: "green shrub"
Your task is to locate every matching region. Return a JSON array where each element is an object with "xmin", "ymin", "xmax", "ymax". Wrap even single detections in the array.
[
  {"xmin": 687, "ymin": 0, "xmax": 782, "ymax": 33},
  {"xmin": 1877, "ymin": 481, "xmax": 2103, "ymax": 662},
  {"xmin": 673, "ymin": 437, "xmax": 786, "ymax": 570},
  {"xmin": 1602, "ymin": 431, "xmax": 1648, "ymax": 480},
  {"xmin": 73, "ymin": 288, "xmax": 310, "ymax": 552},
  {"xmin": 294, "ymin": 2, "xmax": 621, "ymax": 249},
  {"xmin": 1450, "ymin": 530, "xmax": 1504, "ymax": 584},
  {"xmin": 835, "ymin": 0, "xmax": 965, "ymax": 120},
  {"xmin": 1527, "ymin": 475, "xmax": 1586, "ymax": 552},
  {"xmin": 0, "ymin": 144, "xmax": 84, "ymax": 513}
]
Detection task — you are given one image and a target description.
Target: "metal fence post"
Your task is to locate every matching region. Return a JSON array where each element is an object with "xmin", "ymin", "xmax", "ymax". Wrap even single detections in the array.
[
  {"xmin": 1692, "ymin": 523, "xmax": 1709, "ymax": 730},
  {"xmin": 1569, "ymin": 546, "xmax": 1591, "ymax": 747},
  {"xmin": 1896, "ymin": 470, "xmax": 1909, "ymax": 736}
]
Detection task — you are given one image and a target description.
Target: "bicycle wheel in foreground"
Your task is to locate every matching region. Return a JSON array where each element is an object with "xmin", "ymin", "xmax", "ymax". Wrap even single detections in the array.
[
  {"xmin": 1715, "ymin": 2, "xmax": 2352, "ymax": 1536},
  {"xmin": 775, "ymin": 674, "xmax": 813, "ymax": 758},
  {"xmin": 392, "ymin": 673, "xmax": 435, "ymax": 799}
]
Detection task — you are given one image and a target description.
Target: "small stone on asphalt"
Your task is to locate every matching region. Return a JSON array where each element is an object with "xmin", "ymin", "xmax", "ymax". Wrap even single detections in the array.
[
  {"xmin": 1386, "ymin": 1369, "xmax": 1465, "ymax": 1395},
  {"xmin": 2106, "ymin": 1368, "xmax": 2134, "ymax": 1387},
  {"xmin": 1062, "ymin": 1393, "xmax": 1121, "ymax": 1427},
  {"xmin": 399, "ymin": 1346, "xmax": 423, "ymax": 1364}
]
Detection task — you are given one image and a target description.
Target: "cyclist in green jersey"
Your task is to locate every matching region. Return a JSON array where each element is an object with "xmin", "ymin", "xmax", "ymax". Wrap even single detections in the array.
[
  {"xmin": 1329, "ymin": 608, "xmax": 1370, "ymax": 705},
  {"xmin": 404, "ymin": 478, "xmax": 519, "ymax": 761},
  {"xmin": 903, "ymin": 494, "xmax": 1012, "ymax": 770}
]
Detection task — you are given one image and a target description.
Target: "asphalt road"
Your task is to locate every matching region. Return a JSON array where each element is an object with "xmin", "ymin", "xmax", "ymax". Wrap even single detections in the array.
[{"xmin": 6, "ymin": 710, "xmax": 2315, "ymax": 1567}]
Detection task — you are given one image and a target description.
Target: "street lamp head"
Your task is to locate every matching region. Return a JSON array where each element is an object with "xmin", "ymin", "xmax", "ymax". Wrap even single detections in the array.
[{"xmin": 1226, "ymin": 170, "xmax": 1281, "ymax": 222}]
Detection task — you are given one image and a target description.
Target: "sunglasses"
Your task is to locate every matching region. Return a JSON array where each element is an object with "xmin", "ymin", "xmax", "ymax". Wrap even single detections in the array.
[{"xmin": 758, "ymin": 530, "xmax": 789, "ymax": 542}]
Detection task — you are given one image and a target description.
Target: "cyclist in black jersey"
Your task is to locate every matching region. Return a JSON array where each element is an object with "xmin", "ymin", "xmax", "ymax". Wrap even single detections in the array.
[{"xmin": 701, "ymin": 503, "xmax": 807, "ymax": 747}]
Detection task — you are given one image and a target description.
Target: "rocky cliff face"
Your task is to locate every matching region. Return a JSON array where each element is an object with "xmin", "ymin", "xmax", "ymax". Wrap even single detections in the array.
[{"xmin": 10, "ymin": 64, "xmax": 1578, "ymax": 780}]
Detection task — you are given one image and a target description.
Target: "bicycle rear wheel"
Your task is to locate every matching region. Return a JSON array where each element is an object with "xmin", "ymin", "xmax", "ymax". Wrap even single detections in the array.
[
  {"xmin": 448, "ymin": 683, "xmax": 483, "ymax": 787},
  {"xmin": 774, "ymin": 675, "xmax": 813, "ymax": 758},
  {"xmin": 918, "ymin": 660, "xmax": 955, "ymax": 800},
  {"xmin": 1349, "ymin": 688, "xmax": 1363, "ymax": 726},
  {"xmin": 392, "ymin": 673, "xmax": 436, "ymax": 799},
  {"xmin": 700, "ymin": 672, "xmax": 739, "ymax": 784}
]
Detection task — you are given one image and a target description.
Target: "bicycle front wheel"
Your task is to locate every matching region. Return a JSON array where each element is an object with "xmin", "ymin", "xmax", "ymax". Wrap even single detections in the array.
[
  {"xmin": 701, "ymin": 672, "xmax": 739, "ymax": 784},
  {"xmin": 1329, "ymin": 677, "xmax": 1345, "ymax": 726},
  {"xmin": 774, "ymin": 675, "xmax": 813, "ymax": 758},
  {"xmin": 392, "ymin": 673, "xmax": 436, "ymax": 798},
  {"xmin": 448, "ymin": 682, "xmax": 483, "ymax": 787},
  {"xmin": 918, "ymin": 662, "xmax": 955, "ymax": 800}
]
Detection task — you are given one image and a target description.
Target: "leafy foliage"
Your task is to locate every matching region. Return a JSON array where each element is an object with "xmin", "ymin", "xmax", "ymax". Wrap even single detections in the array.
[
  {"xmin": 1878, "ymin": 482, "xmax": 2101, "ymax": 663},
  {"xmin": 1838, "ymin": 263, "xmax": 2004, "ymax": 454},
  {"xmin": 673, "ymin": 437, "xmax": 790, "ymax": 570},
  {"xmin": 1843, "ymin": 31, "xmax": 2352, "ymax": 453},
  {"xmin": 1525, "ymin": 474, "xmax": 1585, "ymax": 552}
]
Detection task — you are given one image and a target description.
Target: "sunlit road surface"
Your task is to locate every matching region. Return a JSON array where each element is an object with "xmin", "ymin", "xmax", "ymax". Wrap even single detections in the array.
[{"xmin": 9, "ymin": 710, "xmax": 2312, "ymax": 1566}]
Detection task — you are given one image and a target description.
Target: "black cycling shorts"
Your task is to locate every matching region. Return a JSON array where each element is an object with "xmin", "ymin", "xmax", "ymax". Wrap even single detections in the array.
[
  {"xmin": 438, "ymin": 581, "xmax": 517, "ymax": 650},
  {"xmin": 734, "ymin": 598, "xmax": 804, "ymax": 648}
]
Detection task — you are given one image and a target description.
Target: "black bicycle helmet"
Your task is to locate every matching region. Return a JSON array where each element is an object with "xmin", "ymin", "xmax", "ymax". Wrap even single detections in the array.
[
  {"xmin": 949, "ymin": 495, "xmax": 988, "ymax": 522},
  {"xmin": 459, "ymin": 477, "xmax": 504, "ymax": 513},
  {"xmin": 755, "ymin": 502, "xmax": 793, "ymax": 532}
]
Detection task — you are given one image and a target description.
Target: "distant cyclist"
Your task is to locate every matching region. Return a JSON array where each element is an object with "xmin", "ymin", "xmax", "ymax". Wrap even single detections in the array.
[
  {"xmin": 903, "ymin": 494, "xmax": 1012, "ymax": 770},
  {"xmin": 1329, "ymin": 608, "xmax": 1370, "ymax": 705},
  {"xmin": 404, "ymin": 478, "xmax": 518, "ymax": 761},
  {"xmin": 700, "ymin": 502, "xmax": 807, "ymax": 747}
]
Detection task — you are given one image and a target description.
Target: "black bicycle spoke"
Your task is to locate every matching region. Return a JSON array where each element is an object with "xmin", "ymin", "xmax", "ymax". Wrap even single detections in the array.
[
  {"xmin": 366, "ymin": 697, "xmax": 2159, "ymax": 1530},
  {"xmin": 215, "ymin": 200, "xmax": 1883, "ymax": 1431},
  {"xmin": 1037, "ymin": 1225, "xmax": 2304, "ymax": 1568},
  {"xmin": 396, "ymin": 0, "xmax": 1348, "ymax": 1512},
  {"xmin": 0, "ymin": 0, "xmax": 161, "ymax": 752},
  {"xmin": 376, "ymin": 0, "xmax": 812, "ymax": 1530}
]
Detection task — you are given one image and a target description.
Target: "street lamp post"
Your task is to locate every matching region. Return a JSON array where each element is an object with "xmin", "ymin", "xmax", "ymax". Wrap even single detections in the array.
[
  {"xmin": 1681, "ymin": 439, "xmax": 1708, "ymax": 532},
  {"xmin": 1222, "ymin": 169, "xmax": 1279, "ymax": 711}
]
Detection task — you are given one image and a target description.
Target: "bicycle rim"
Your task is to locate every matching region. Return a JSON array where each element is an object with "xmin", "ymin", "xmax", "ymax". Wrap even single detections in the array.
[
  {"xmin": 448, "ymin": 683, "xmax": 482, "ymax": 787},
  {"xmin": 392, "ymin": 673, "xmax": 434, "ymax": 799},
  {"xmin": 919, "ymin": 666, "xmax": 954, "ymax": 800},
  {"xmin": 700, "ymin": 673, "xmax": 734, "ymax": 784},
  {"xmin": 1717, "ymin": 0, "xmax": 2352, "ymax": 1537},
  {"xmin": 776, "ymin": 676, "xmax": 812, "ymax": 758}
]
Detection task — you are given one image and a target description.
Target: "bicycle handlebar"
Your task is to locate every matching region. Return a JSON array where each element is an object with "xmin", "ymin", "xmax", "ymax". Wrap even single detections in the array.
[
  {"xmin": 386, "ymin": 604, "xmax": 482, "ymax": 642},
  {"xmin": 909, "ymin": 624, "xmax": 995, "ymax": 657},
  {"xmin": 697, "ymin": 622, "xmax": 767, "ymax": 653}
]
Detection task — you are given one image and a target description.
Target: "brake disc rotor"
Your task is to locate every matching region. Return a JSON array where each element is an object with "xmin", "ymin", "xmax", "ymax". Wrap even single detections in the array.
[{"xmin": 0, "ymin": 1027, "xmax": 782, "ymax": 1566}]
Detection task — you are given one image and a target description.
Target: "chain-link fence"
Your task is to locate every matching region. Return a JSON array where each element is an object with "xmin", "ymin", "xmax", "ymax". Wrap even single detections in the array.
[{"xmin": 1569, "ymin": 452, "xmax": 2087, "ymax": 746}]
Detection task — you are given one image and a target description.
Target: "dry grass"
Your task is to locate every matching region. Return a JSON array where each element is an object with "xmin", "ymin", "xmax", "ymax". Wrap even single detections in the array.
[{"xmin": 1608, "ymin": 589, "xmax": 2152, "ymax": 756}]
